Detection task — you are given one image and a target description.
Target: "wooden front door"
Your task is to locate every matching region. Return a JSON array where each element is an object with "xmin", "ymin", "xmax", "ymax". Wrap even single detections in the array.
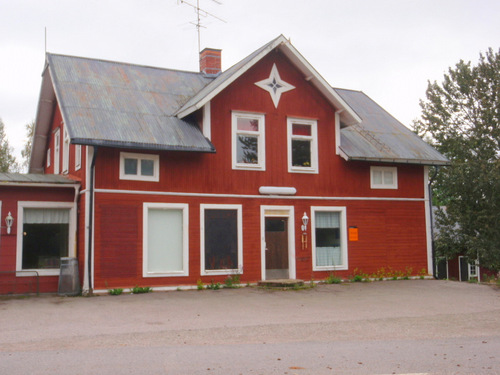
[{"xmin": 265, "ymin": 217, "xmax": 289, "ymax": 279}]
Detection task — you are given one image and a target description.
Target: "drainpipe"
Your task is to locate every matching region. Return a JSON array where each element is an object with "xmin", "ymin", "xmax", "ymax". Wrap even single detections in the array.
[
  {"xmin": 87, "ymin": 146, "xmax": 98, "ymax": 294},
  {"xmin": 428, "ymin": 166, "xmax": 439, "ymax": 278}
]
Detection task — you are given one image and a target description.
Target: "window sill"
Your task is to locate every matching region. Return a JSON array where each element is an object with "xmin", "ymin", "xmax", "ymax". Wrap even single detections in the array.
[
  {"xmin": 313, "ymin": 265, "xmax": 348, "ymax": 272},
  {"xmin": 289, "ymin": 167, "xmax": 318, "ymax": 174},
  {"xmin": 202, "ymin": 269, "xmax": 242, "ymax": 276},
  {"xmin": 16, "ymin": 269, "xmax": 60, "ymax": 277},
  {"xmin": 143, "ymin": 271, "xmax": 189, "ymax": 278}
]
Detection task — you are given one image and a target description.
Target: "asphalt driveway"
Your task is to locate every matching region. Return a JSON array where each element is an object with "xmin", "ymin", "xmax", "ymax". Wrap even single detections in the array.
[{"xmin": 1, "ymin": 280, "xmax": 499, "ymax": 374}]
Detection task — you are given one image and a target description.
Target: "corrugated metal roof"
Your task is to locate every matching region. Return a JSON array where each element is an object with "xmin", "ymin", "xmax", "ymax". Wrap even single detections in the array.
[
  {"xmin": 47, "ymin": 54, "xmax": 216, "ymax": 152},
  {"xmin": 335, "ymin": 88, "xmax": 449, "ymax": 165},
  {"xmin": 0, "ymin": 173, "xmax": 78, "ymax": 185}
]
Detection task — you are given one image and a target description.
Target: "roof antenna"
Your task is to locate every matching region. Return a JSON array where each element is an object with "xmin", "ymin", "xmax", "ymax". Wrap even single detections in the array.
[{"xmin": 178, "ymin": 0, "xmax": 226, "ymax": 52}]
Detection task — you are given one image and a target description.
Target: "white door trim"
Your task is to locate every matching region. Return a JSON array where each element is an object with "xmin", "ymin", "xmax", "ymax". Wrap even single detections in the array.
[{"xmin": 260, "ymin": 205, "xmax": 296, "ymax": 280}]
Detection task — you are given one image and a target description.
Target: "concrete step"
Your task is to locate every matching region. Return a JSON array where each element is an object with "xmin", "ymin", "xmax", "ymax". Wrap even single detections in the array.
[{"xmin": 258, "ymin": 279, "xmax": 304, "ymax": 288}]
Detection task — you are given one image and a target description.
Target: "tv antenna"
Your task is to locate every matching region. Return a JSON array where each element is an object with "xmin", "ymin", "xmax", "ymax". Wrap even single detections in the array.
[{"xmin": 178, "ymin": 0, "xmax": 226, "ymax": 52}]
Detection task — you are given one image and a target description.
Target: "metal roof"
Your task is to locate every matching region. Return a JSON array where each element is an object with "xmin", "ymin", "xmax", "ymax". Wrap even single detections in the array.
[
  {"xmin": 0, "ymin": 173, "xmax": 78, "ymax": 185},
  {"xmin": 47, "ymin": 54, "xmax": 216, "ymax": 152},
  {"xmin": 335, "ymin": 88, "xmax": 449, "ymax": 166}
]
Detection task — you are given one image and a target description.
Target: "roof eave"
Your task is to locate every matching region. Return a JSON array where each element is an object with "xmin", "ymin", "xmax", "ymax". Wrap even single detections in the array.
[
  {"xmin": 340, "ymin": 154, "xmax": 450, "ymax": 166},
  {"xmin": 72, "ymin": 138, "xmax": 216, "ymax": 153}
]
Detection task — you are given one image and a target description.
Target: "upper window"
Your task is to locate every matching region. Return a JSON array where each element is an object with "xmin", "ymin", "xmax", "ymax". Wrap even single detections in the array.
[
  {"xmin": 143, "ymin": 203, "xmax": 189, "ymax": 277},
  {"xmin": 287, "ymin": 118, "xmax": 318, "ymax": 173},
  {"xmin": 62, "ymin": 127, "xmax": 70, "ymax": 174},
  {"xmin": 54, "ymin": 129, "xmax": 60, "ymax": 174},
  {"xmin": 75, "ymin": 145, "xmax": 81, "ymax": 171},
  {"xmin": 311, "ymin": 206, "xmax": 348, "ymax": 271},
  {"xmin": 370, "ymin": 166, "xmax": 398, "ymax": 189},
  {"xmin": 232, "ymin": 111, "xmax": 266, "ymax": 171},
  {"xmin": 16, "ymin": 202, "xmax": 75, "ymax": 276},
  {"xmin": 120, "ymin": 152, "xmax": 159, "ymax": 182},
  {"xmin": 200, "ymin": 204, "xmax": 243, "ymax": 275}
]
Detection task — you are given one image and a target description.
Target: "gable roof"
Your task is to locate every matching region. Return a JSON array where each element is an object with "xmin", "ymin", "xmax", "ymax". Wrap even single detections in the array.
[
  {"xmin": 30, "ymin": 35, "xmax": 448, "ymax": 173},
  {"xmin": 0, "ymin": 172, "xmax": 78, "ymax": 186},
  {"xmin": 176, "ymin": 35, "xmax": 362, "ymax": 127},
  {"xmin": 335, "ymin": 88, "xmax": 449, "ymax": 165},
  {"xmin": 30, "ymin": 54, "xmax": 216, "ymax": 172}
]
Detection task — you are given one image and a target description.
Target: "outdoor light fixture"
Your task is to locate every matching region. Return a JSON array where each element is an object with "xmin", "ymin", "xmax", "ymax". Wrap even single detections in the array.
[
  {"xmin": 301, "ymin": 212, "xmax": 309, "ymax": 249},
  {"xmin": 5, "ymin": 212, "xmax": 13, "ymax": 235}
]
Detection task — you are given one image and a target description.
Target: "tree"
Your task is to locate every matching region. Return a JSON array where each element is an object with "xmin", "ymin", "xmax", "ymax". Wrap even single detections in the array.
[
  {"xmin": 21, "ymin": 120, "xmax": 35, "ymax": 172},
  {"xmin": 0, "ymin": 117, "xmax": 19, "ymax": 172},
  {"xmin": 414, "ymin": 48, "xmax": 500, "ymax": 272}
]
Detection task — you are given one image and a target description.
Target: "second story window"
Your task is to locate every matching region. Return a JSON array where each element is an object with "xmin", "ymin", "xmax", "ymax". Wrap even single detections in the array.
[
  {"xmin": 54, "ymin": 129, "xmax": 60, "ymax": 174},
  {"xmin": 120, "ymin": 152, "xmax": 159, "ymax": 182},
  {"xmin": 232, "ymin": 111, "xmax": 265, "ymax": 171},
  {"xmin": 287, "ymin": 118, "xmax": 318, "ymax": 173},
  {"xmin": 370, "ymin": 166, "xmax": 398, "ymax": 189},
  {"xmin": 62, "ymin": 127, "xmax": 70, "ymax": 174}
]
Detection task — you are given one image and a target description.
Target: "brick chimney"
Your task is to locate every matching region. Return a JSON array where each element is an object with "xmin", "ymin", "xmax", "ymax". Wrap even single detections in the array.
[{"xmin": 200, "ymin": 48, "xmax": 222, "ymax": 76}]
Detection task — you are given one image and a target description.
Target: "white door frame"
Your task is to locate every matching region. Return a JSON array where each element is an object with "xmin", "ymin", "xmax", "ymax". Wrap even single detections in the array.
[{"xmin": 260, "ymin": 205, "xmax": 296, "ymax": 280}]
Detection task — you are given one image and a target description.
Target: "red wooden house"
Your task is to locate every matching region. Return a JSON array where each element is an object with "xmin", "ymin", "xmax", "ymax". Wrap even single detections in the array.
[{"xmin": 1, "ymin": 35, "xmax": 448, "ymax": 294}]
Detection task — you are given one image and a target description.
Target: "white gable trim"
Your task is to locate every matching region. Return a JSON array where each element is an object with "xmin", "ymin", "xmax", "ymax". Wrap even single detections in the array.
[{"xmin": 176, "ymin": 35, "xmax": 361, "ymax": 126}]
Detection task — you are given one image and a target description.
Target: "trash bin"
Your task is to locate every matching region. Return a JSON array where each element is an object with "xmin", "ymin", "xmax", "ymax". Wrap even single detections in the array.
[{"xmin": 58, "ymin": 257, "xmax": 80, "ymax": 296}]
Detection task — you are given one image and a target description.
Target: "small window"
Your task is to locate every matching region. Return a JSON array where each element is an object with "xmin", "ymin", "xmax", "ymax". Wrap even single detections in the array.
[
  {"xmin": 370, "ymin": 166, "xmax": 398, "ymax": 189},
  {"xmin": 62, "ymin": 127, "xmax": 70, "ymax": 174},
  {"xmin": 469, "ymin": 263, "xmax": 478, "ymax": 277},
  {"xmin": 120, "ymin": 152, "xmax": 159, "ymax": 181},
  {"xmin": 75, "ymin": 145, "xmax": 81, "ymax": 171},
  {"xmin": 287, "ymin": 118, "xmax": 318, "ymax": 173},
  {"xmin": 143, "ymin": 203, "xmax": 189, "ymax": 277},
  {"xmin": 54, "ymin": 129, "xmax": 60, "ymax": 174},
  {"xmin": 201, "ymin": 204, "xmax": 243, "ymax": 275},
  {"xmin": 46, "ymin": 149, "xmax": 51, "ymax": 168},
  {"xmin": 232, "ymin": 111, "xmax": 265, "ymax": 170},
  {"xmin": 311, "ymin": 206, "xmax": 348, "ymax": 271}
]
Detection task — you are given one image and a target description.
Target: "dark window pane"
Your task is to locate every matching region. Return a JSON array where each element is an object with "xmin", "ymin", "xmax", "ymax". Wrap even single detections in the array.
[
  {"xmin": 141, "ymin": 159, "xmax": 154, "ymax": 176},
  {"xmin": 124, "ymin": 158, "xmax": 138, "ymax": 175},
  {"xmin": 316, "ymin": 228, "xmax": 340, "ymax": 247},
  {"xmin": 205, "ymin": 210, "xmax": 238, "ymax": 270},
  {"xmin": 22, "ymin": 223, "xmax": 69, "ymax": 269},
  {"xmin": 292, "ymin": 139, "xmax": 311, "ymax": 167},
  {"xmin": 237, "ymin": 135, "xmax": 258, "ymax": 164},
  {"xmin": 265, "ymin": 219, "xmax": 286, "ymax": 232}
]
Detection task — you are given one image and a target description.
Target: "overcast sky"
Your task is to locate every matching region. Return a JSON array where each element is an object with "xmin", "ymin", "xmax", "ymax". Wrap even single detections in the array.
[{"xmin": 1, "ymin": 0, "xmax": 499, "ymax": 160}]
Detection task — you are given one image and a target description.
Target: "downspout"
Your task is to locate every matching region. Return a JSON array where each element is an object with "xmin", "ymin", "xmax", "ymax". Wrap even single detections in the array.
[
  {"xmin": 87, "ymin": 146, "xmax": 98, "ymax": 294},
  {"xmin": 428, "ymin": 166, "xmax": 439, "ymax": 278}
]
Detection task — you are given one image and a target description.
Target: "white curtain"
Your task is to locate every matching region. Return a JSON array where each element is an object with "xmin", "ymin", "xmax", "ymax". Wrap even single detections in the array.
[
  {"xmin": 315, "ymin": 211, "xmax": 341, "ymax": 267},
  {"xmin": 24, "ymin": 208, "xmax": 70, "ymax": 224},
  {"xmin": 147, "ymin": 208, "xmax": 183, "ymax": 273}
]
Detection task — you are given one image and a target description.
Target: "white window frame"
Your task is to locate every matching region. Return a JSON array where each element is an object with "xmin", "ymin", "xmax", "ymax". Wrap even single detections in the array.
[
  {"xmin": 469, "ymin": 262, "xmax": 478, "ymax": 277},
  {"xmin": 120, "ymin": 152, "xmax": 160, "ymax": 182},
  {"xmin": 16, "ymin": 201, "xmax": 76, "ymax": 277},
  {"xmin": 46, "ymin": 149, "xmax": 51, "ymax": 168},
  {"xmin": 200, "ymin": 204, "xmax": 243, "ymax": 276},
  {"xmin": 142, "ymin": 203, "xmax": 189, "ymax": 277},
  {"xmin": 54, "ymin": 129, "xmax": 60, "ymax": 174},
  {"xmin": 370, "ymin": 166, "xmax": 398, "ymax": 189},
  {"xmin": 231, "ymin": 111, "xmax": 266, "ymax": 171},
  {"xmin": 287, "ymin": 117, "xmax": 319, "ymax": 174},
  {"xmin": 62, "ymin": 127, "xmax": 70, "ymax": 174},
  {"xmin": 75, "ymin": 145, "xmax": 82, "ymax": 171},
  {"xmin": 311, "ymin": 206, "xmax": 348, "ymax": 271}
]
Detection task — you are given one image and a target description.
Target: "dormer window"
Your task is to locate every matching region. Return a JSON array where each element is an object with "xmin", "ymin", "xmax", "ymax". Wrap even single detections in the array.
[
  {"xmin": 231, "ymin": 111, "xmax": 266, "ymax": 171},
  {"xmin": 119, "ymin": 152, "xmax": 159, "ymax": 182}
]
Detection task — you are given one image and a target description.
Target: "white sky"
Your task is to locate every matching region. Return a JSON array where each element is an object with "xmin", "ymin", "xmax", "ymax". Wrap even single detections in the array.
[{"xmin": 1, "ymin": 0, "xmax": 499, "ymax": 160}]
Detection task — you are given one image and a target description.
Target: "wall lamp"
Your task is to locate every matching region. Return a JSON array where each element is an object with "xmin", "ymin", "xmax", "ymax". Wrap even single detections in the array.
[
  {"xmin": 301, "ymin": 212, "xmax": 309, "ymax": 249},
  {"xmin": 5, "ymin": 212, "xmax": 14, "ymax": 235}
]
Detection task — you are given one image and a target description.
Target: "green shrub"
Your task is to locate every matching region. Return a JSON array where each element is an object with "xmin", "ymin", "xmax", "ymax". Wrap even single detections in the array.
[
  {"xmin": 131, "ymin": 286, "xmax": 152, "ymax": 294},
  {"xmin": 108, "ymin": 288, "xmax": 123, "ymax": 296},
  {"xmin": 325, "ymin": 273, "xmax": 342, "ymax": 284}
]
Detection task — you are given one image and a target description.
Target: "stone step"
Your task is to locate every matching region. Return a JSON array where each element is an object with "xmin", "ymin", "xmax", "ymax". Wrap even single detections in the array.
[{"xmin": 258, "ymin": 279, "xmax": 305, "ymax": 288}]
